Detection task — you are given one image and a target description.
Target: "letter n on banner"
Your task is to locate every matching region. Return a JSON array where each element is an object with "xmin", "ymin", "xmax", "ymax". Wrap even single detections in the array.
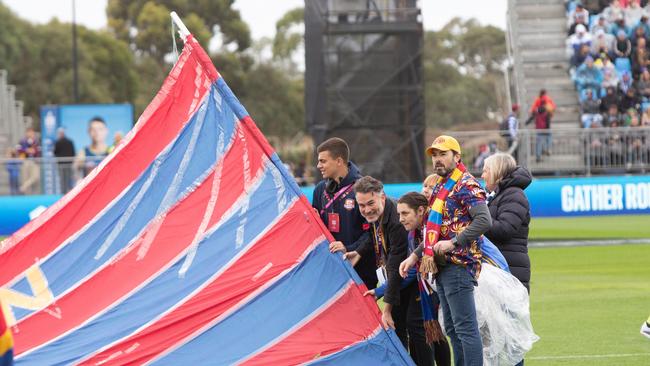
[{"xmin": 0, "ymin": 264, "xmax": 54, "ymax": 327}]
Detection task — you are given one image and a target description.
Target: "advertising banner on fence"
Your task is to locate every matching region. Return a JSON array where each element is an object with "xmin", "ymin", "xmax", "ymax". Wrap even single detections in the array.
[
  {"xmin": 525, "ymin": 175, "xmax": 650, "ymax": 217},
  {"xmin": 40, "ymin": 104, "xmax": 134, "ymax": 194},
  {"xmin": 1, "ymin": 175, "xmax": 649, "ymax": 235}
]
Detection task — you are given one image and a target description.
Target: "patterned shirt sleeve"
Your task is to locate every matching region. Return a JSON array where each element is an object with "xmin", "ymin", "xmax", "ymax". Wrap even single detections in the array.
[{"xmin": 457, "ymin": 175, "xmax": 487, "ymax": 209}]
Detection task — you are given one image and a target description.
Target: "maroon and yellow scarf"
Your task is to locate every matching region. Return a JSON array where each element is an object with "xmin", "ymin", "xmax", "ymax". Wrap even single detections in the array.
[{"xmin": 420, "ymin": 163, "xmax": 466, "ymax": 275}]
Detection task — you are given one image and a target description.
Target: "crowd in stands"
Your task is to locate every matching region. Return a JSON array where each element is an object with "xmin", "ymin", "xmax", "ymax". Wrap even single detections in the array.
[
  {"xmin": 567, "ymin": 0, "xmax": 650, "ymax": 129},
  {"xmin": 567, "ymin": 0, "xmax": 650, "ymax": 166}
]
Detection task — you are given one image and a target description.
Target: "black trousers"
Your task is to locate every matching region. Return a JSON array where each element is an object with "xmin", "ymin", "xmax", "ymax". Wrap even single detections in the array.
[
  {"xmin": 392, "ymin": 282, "xmax": 434, "ymax": 366},
  {"xmin": 392, "ymin": 283, "xmax": 452, "ymax": 366}
]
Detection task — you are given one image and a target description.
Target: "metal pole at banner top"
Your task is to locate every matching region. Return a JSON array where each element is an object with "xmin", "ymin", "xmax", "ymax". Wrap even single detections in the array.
[{"xmin": 170, "ymin": 12, "xmax": 191, "ymax": 40}]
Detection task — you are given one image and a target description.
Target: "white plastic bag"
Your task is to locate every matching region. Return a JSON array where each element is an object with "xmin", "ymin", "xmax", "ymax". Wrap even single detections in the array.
[{"xmin": 439, "ymin": 264, "xmax": 539, "ymax": 366}]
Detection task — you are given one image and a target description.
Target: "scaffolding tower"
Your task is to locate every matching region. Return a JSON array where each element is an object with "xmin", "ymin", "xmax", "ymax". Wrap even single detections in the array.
[{"xmin": 305, "ymin": 0, "xmax": 425, "ymax": 183}]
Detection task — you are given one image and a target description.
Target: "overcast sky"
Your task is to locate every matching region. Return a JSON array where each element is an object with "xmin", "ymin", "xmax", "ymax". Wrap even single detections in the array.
[{"xmin": 2, "ymin": 0, "xmax": 507, "ymax": 39}]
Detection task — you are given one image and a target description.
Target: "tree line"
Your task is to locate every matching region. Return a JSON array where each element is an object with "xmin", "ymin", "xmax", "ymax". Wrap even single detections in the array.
[{"xmin": 0, "ymin": 2, "xmax": 506, "ymax": 139}]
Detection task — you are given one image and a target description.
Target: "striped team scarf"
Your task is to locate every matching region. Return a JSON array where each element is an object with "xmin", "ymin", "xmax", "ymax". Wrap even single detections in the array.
[
  {"xmin": 408, "ymin": 230, "xmax": 445, "ymax": 345},
  {"xmin": 420, "ymin": 162, "xmax": 466, "ymax": 276},
  {"xmin": 0, "ymin": 302, "xmax": 13, "ymax": 366}
]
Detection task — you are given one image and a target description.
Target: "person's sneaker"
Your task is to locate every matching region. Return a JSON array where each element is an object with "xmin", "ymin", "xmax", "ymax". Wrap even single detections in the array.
[{"xmin": 641, "ymin": 322, "xmax": 650, "ymax": 339}]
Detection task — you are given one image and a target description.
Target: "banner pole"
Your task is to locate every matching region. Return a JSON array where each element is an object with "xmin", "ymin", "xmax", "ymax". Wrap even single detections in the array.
[{"xmin": 170, "ymin": 11, "xmax": 191, "ymax": 40}]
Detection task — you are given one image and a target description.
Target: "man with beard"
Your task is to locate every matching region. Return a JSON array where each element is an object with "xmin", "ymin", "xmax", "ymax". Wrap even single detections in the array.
[
  {"xmin": 400, "ymin": 135, "xmax": 492, "ymax": 366},
  {"xmin": 312, "ymin": 137, "xmax": 377, "ymax": 288},
  {"xmin": 343, "ymin": 176, "xmax": 434, "ymax": 366}
]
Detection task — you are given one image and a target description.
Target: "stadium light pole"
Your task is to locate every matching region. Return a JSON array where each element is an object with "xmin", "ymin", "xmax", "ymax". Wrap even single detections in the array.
[{"xmin": 72, "ymin": 0, "xmax": 79, "ymax": 103}]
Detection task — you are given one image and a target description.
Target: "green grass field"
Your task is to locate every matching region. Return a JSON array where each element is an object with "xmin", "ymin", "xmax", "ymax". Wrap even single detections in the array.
[
  {"xmin": 524, "ymin": 214, "xmax": 650, "ymax": 365},
  {"xmin": 526, "ymin": 243, "xmax": 650, "ymax": 366},
  {"xmin": 529, "ymin": 214, "xmax": 650, "ymax": 240}
]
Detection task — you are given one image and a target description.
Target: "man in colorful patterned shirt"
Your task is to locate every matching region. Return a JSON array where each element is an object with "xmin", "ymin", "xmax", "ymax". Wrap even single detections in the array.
[{"xmin": 400, "ymin": 135, "xmax": 491, "ymax": 366}]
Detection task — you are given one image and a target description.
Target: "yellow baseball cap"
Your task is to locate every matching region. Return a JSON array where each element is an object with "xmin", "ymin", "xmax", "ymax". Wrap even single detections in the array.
[{"xmin": 425, "ymin": 135, "xmax": 461, "ymax": 156}]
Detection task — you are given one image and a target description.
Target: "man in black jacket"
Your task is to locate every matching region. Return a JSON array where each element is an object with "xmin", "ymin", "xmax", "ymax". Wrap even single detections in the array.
[
  {"xmin": 53, "ymin": 128, "xmax": 76, "ymax": 193},
  {"xmin": 344, "ymin": 176, "xmax": 433, "ymax": 366},
  {"xmin": 311, "ymin": 138, "xmax": 376, "ymax": 288}
]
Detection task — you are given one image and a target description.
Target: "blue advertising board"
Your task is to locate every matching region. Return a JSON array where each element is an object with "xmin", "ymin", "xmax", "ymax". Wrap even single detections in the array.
[
  {"xmin": 1, "ymin": 175, "xmax": 649, "ymax": 236},
  {"xmin": 302, "ymin": 175, "xmax": 650, "ymax": 217},
  {"xmin": 40, "ymin": 104, "xmax": 133, "ymax": 194}
]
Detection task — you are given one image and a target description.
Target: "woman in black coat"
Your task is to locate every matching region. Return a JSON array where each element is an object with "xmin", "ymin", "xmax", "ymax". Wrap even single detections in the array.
[{"xmin": 481, "ymin": 153, "xmax": 532, "ymax": 292}]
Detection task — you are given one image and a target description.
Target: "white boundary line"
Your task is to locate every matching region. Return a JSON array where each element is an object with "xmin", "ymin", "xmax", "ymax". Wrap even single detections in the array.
[
  {"xmin": 529, "ymin": 238, "xmax": 650, "ymax": 248},
  {"xmin": 528, "ymin": 352, "xmax": 650, "ymax": 360}
]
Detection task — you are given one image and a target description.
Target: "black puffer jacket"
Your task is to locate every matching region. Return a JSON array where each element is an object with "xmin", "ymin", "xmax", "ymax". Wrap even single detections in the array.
[{"xmin": 485, "ymin": 166, "xmax": 532, "ymax": 292}]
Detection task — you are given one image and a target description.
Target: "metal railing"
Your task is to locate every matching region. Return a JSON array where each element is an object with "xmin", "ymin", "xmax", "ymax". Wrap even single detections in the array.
[
  {"xmin": 1, "ymin": 127, "xmax": 649, "ymax": 196},
  {"xmin": 0, "ymin": 156, "xmax": 106, "ymax": 196},
  {"xmin": 443, "ymin": 127, "xmax": 650, "ymax": 177}
]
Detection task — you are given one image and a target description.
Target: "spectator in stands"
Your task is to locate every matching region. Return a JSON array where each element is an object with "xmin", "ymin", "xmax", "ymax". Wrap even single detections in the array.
[
  {"xmin": 587, "ymin": 120, "xmax": 608, "ymax": 166},
  {"xmin": 626, "ymin": 0, "xmax": 644, "ymax": 26},
  {"xmin": 602, "ymin": 67, "xmax": 620, "ymax": 89},
  {"xmin": 19, "ymin": 152, "xmax": 40, "ymax": 195},
  {"xmin": 604, "ymin": 1, "xmax": 625, "ymax": 25},
  {"xmin": 610, "ymin": 16, "xmax": 631, "ymax": 39},
  {"xmin": 591, "ymin": 15, "xmax": 610, "ymax": 35},
  {"xmin": 503, "ymin": 104, "xmax": 520, "ymax": 157},
  {"xmin": 595, "ymin": 51, "xmax": 618, "ymax": 74},
  {"xmin": 582, "ymin": 89, "xmax": 605, "ymax": 127},
  {"xmin": 642, "ymin": 106, "xmax": 650, "ymax": 124},
  {"xmin": 634, "ymin": 13, "xmax": 650, "ymax": 38},
  {"xmin": 619, "ymin": 70, "xmax": 634, "ymax": 93},
  {"xmin": 631, "ymin": 37, "xmax": 650, "ymax": 75},
  {"xmin": 601, "ymin": 86, "xmax": 620, "ymax": 112},
  {"xmin": 624, "ymin": 106, "xmax": 641, "ymax": 125},
  {"xmin": 605, "ymin": 104, "xmax": 623, "ymax": 126},
  {"xmin": 613, "ymin": 29, "xmax": 632, "ymax": 59},
  {"xmin": 530, "ymin": 89, "xmax": 557, "ymax": 116},
  {"xmin": 608, "ymin": 125, "xmax": 625, "ymax": 164},
  {"xmin": 527, "ymin": 90, "xmax": 555, "ymax": 162},
  {"xmin": 4, "ymin": 148, "xmax": 21, "ymax": 195},
  {"xmin": 568, "ymin": 24, "xmax": 593, "ymax": 60},
  {"xmin": 75, "ymin": 116, "xmax": 110, "ymax": 178},
  {"xmin": 627, "ymin": 121, "xmax": 645, "ymax": 165},
  {"xmin": 583, "ymin": 0, "xmax": 605, "ymax": 15},
  {"xmin": 630, "ymin": 24, "xmax": 649, "ymax": 49},
  {"xmin": 636, "ymin": 68, "xmax": 650, "ymax": 99},
  {"xmin": 571, "ymin": 44, "xmax": 594, "ymax": 69},
  {"xmin": 569, "ymin": 3, "xmax": 591, "ymax": 35},
  {"xmin": 591, "ymin": 29, "xmax": 616, "ymax": 55},
  {"xmin": 17, "ymin": 127, "xmax": 40, "ymax": 158},
  {"xmin": 575, "ymin": 55, "xmax": 604, "ymax": 91},
  {"xmin": 619, "ymin": 86, "xmax": 640, "ymax": 110},
  {"xmin": 53, "ymin": 127, "xmax": 76, "ymax": 194}
]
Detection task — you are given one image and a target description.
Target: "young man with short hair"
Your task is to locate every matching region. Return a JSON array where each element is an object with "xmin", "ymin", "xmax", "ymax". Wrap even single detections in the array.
[{"xmin": 312, "ymin": 137, "xmax": 376, "ymax": 288}]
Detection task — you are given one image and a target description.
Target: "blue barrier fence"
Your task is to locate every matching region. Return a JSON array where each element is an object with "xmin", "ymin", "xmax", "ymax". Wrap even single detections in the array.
[{"xmin": 1, "ymin": 175, "xmax": 649, "ymax": 236}]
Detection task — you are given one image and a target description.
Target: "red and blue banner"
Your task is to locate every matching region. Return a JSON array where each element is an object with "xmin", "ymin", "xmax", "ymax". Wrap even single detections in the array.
[
  {"xmin": 0, "ymin": 34, "xmax": 412, "ymax": 365},
  {"xmin": 0, "ymin": 302, "xmax": 13, "ymax": 366}
]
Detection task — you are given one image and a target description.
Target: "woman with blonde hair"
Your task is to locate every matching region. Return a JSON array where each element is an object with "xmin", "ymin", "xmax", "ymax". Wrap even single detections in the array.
[
  {"xmin": 481, "ymin": 153, "xmax": 533, "ymax": 292},
  {"xmin": 421, "ymin": 174, "xmax": 438, "ymax": 201}
]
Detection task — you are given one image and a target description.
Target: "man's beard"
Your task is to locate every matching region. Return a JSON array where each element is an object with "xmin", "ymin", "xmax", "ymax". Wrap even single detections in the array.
[{"xmin": 434, "ymin": 165, "xmax": 451, "ymax": 176}]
